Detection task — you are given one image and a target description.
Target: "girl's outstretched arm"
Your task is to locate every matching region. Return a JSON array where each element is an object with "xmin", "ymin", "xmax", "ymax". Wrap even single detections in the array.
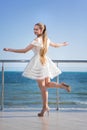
[
  {"xmin": 3, "ymin": 44, "xmax": 34, "ymax": 53},
  {"xmin": 50, "ymin": 42, "xmax": 69, "ymax": 48}
]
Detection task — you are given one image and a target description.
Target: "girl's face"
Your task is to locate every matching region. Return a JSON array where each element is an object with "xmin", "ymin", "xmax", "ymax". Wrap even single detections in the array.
[{"xmin": 34, "ymin": 25, "xmax": 43, "ymax": 36}]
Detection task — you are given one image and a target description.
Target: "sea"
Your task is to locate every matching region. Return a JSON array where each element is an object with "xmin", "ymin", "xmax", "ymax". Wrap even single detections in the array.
[{"xmin": 0, "ymin": 71, "xmax": 87, "ymax": 111}]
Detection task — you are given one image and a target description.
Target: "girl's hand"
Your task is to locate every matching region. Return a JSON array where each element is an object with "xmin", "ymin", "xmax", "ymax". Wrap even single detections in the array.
[
  {"xmin": 3, "ymin": 48, "xmax": 9, "ymax": 51},
  {"xmin": 63, "ymin": 42, "xmax": 69, "ymax": 46}
]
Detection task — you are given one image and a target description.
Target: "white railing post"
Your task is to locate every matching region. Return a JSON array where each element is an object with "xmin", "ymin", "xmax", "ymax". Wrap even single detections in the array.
[
  {"xmin": 1, "ymin": 62, "xmax": 4, "ymax": 110},
  {"xmin": 56, "ymin": 62, "xmax": 59, "ymax": 110}
]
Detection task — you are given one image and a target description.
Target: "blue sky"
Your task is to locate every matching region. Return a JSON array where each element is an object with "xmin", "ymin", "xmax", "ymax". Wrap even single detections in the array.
[{"xmin": 0, "ymin": 0, "xmax": 87, "ymax": 71}]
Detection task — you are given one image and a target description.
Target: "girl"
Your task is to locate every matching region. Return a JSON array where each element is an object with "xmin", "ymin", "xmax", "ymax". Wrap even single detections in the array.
[{"xmin": 3, "ymin": 23, "xmax": 71, "ymax": 117}]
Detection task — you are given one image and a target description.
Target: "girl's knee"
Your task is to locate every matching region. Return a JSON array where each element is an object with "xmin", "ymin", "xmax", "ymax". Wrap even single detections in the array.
[{"xmin": 45, "ymin": 82, "xmax": 50, "ymax": 87}]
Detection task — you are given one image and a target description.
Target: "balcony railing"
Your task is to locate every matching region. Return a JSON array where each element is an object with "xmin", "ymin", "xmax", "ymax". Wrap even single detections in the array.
[{"xmin": 0, "ymin": 59, "xmax": 87, "ymax": 111}]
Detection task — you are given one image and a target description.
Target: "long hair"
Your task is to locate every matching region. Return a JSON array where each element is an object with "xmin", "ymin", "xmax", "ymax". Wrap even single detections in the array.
[{"xmin": 35, "ymin": 23, "xmax": 48, "ymax": 65}]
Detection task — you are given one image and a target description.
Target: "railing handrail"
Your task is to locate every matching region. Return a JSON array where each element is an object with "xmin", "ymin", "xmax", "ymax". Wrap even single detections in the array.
[{"xmin": 0, "ymin": 59, "xmax": 87, "ymax": 63}]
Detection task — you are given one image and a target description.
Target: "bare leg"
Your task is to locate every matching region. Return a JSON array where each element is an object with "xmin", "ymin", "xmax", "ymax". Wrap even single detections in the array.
[
  {"xmin": 37, "ymin": 79, "xmax": 49, "ymax": 116},
  {"xmin": 45, "ymin": 77, "xmax": 71, "ymax": 92},
  {"xmin": 36, "ymin": 77, "xmax": 70, "ymax": 117}
]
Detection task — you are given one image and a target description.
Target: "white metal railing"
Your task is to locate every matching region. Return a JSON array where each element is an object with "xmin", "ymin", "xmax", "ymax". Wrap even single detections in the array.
[{"xmin": 0, "ymin": 60, "xmax": 87, "ymax": 111}]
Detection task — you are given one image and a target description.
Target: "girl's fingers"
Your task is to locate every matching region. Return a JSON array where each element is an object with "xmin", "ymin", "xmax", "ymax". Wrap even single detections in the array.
[
  {"xmin": 3, "ymin": 48, "xmax": 9, "ymax": 51},
  {"xmin": 63, "ymin": 42, "xmax": 69, "ymax": 46}
]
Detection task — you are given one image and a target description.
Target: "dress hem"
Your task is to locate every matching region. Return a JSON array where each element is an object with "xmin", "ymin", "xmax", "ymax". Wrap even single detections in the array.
[{"xmin": 22, "ymin": 71, "xmax": 61, "ymax": 80}]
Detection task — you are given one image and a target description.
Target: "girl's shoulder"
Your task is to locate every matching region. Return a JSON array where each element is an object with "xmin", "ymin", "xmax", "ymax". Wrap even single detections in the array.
[
  {"xmin": 31, "ymin": 37, "xmax": 51, "ymax": 46},
  {"xmin": 34, "ymin": 37, "xmax": 42, "ymax": 42},
  {"xmin": 33, "ymin": 37, "xmax": 39, "ymax": 41},
  {"xmin": 34, "ymin": 37, "xmax": 50, "ymax": 42},
  {"xmin": 31, "ymin": 37, "xmax": 42, "ymax": 47}
]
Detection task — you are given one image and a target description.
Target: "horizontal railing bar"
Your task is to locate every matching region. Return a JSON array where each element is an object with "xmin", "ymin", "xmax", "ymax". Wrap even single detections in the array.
[
  {"xmin": 0, "ymin": 60, "xmax": 87, "ymax": 63},
  {"xmin": 53, "ymin": 60, "xmax": 87, "ymax": 63}
]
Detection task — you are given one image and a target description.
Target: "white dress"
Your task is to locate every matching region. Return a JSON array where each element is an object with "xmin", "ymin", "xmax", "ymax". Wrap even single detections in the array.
[{"xmin": 22, "ymin": 38, "xmax": 61, "ymax": 80}]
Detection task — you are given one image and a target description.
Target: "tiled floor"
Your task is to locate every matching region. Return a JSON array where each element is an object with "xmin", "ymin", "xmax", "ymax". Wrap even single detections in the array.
[{"xmin": 0, "ymin": 108, "xmax": 87, "ymax": 130}]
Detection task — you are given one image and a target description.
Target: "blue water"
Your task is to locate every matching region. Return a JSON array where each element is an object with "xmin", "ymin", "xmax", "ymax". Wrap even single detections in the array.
[{"xmin": 0, "ymin": 71, "xmax": 87, "ymax": 111}]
